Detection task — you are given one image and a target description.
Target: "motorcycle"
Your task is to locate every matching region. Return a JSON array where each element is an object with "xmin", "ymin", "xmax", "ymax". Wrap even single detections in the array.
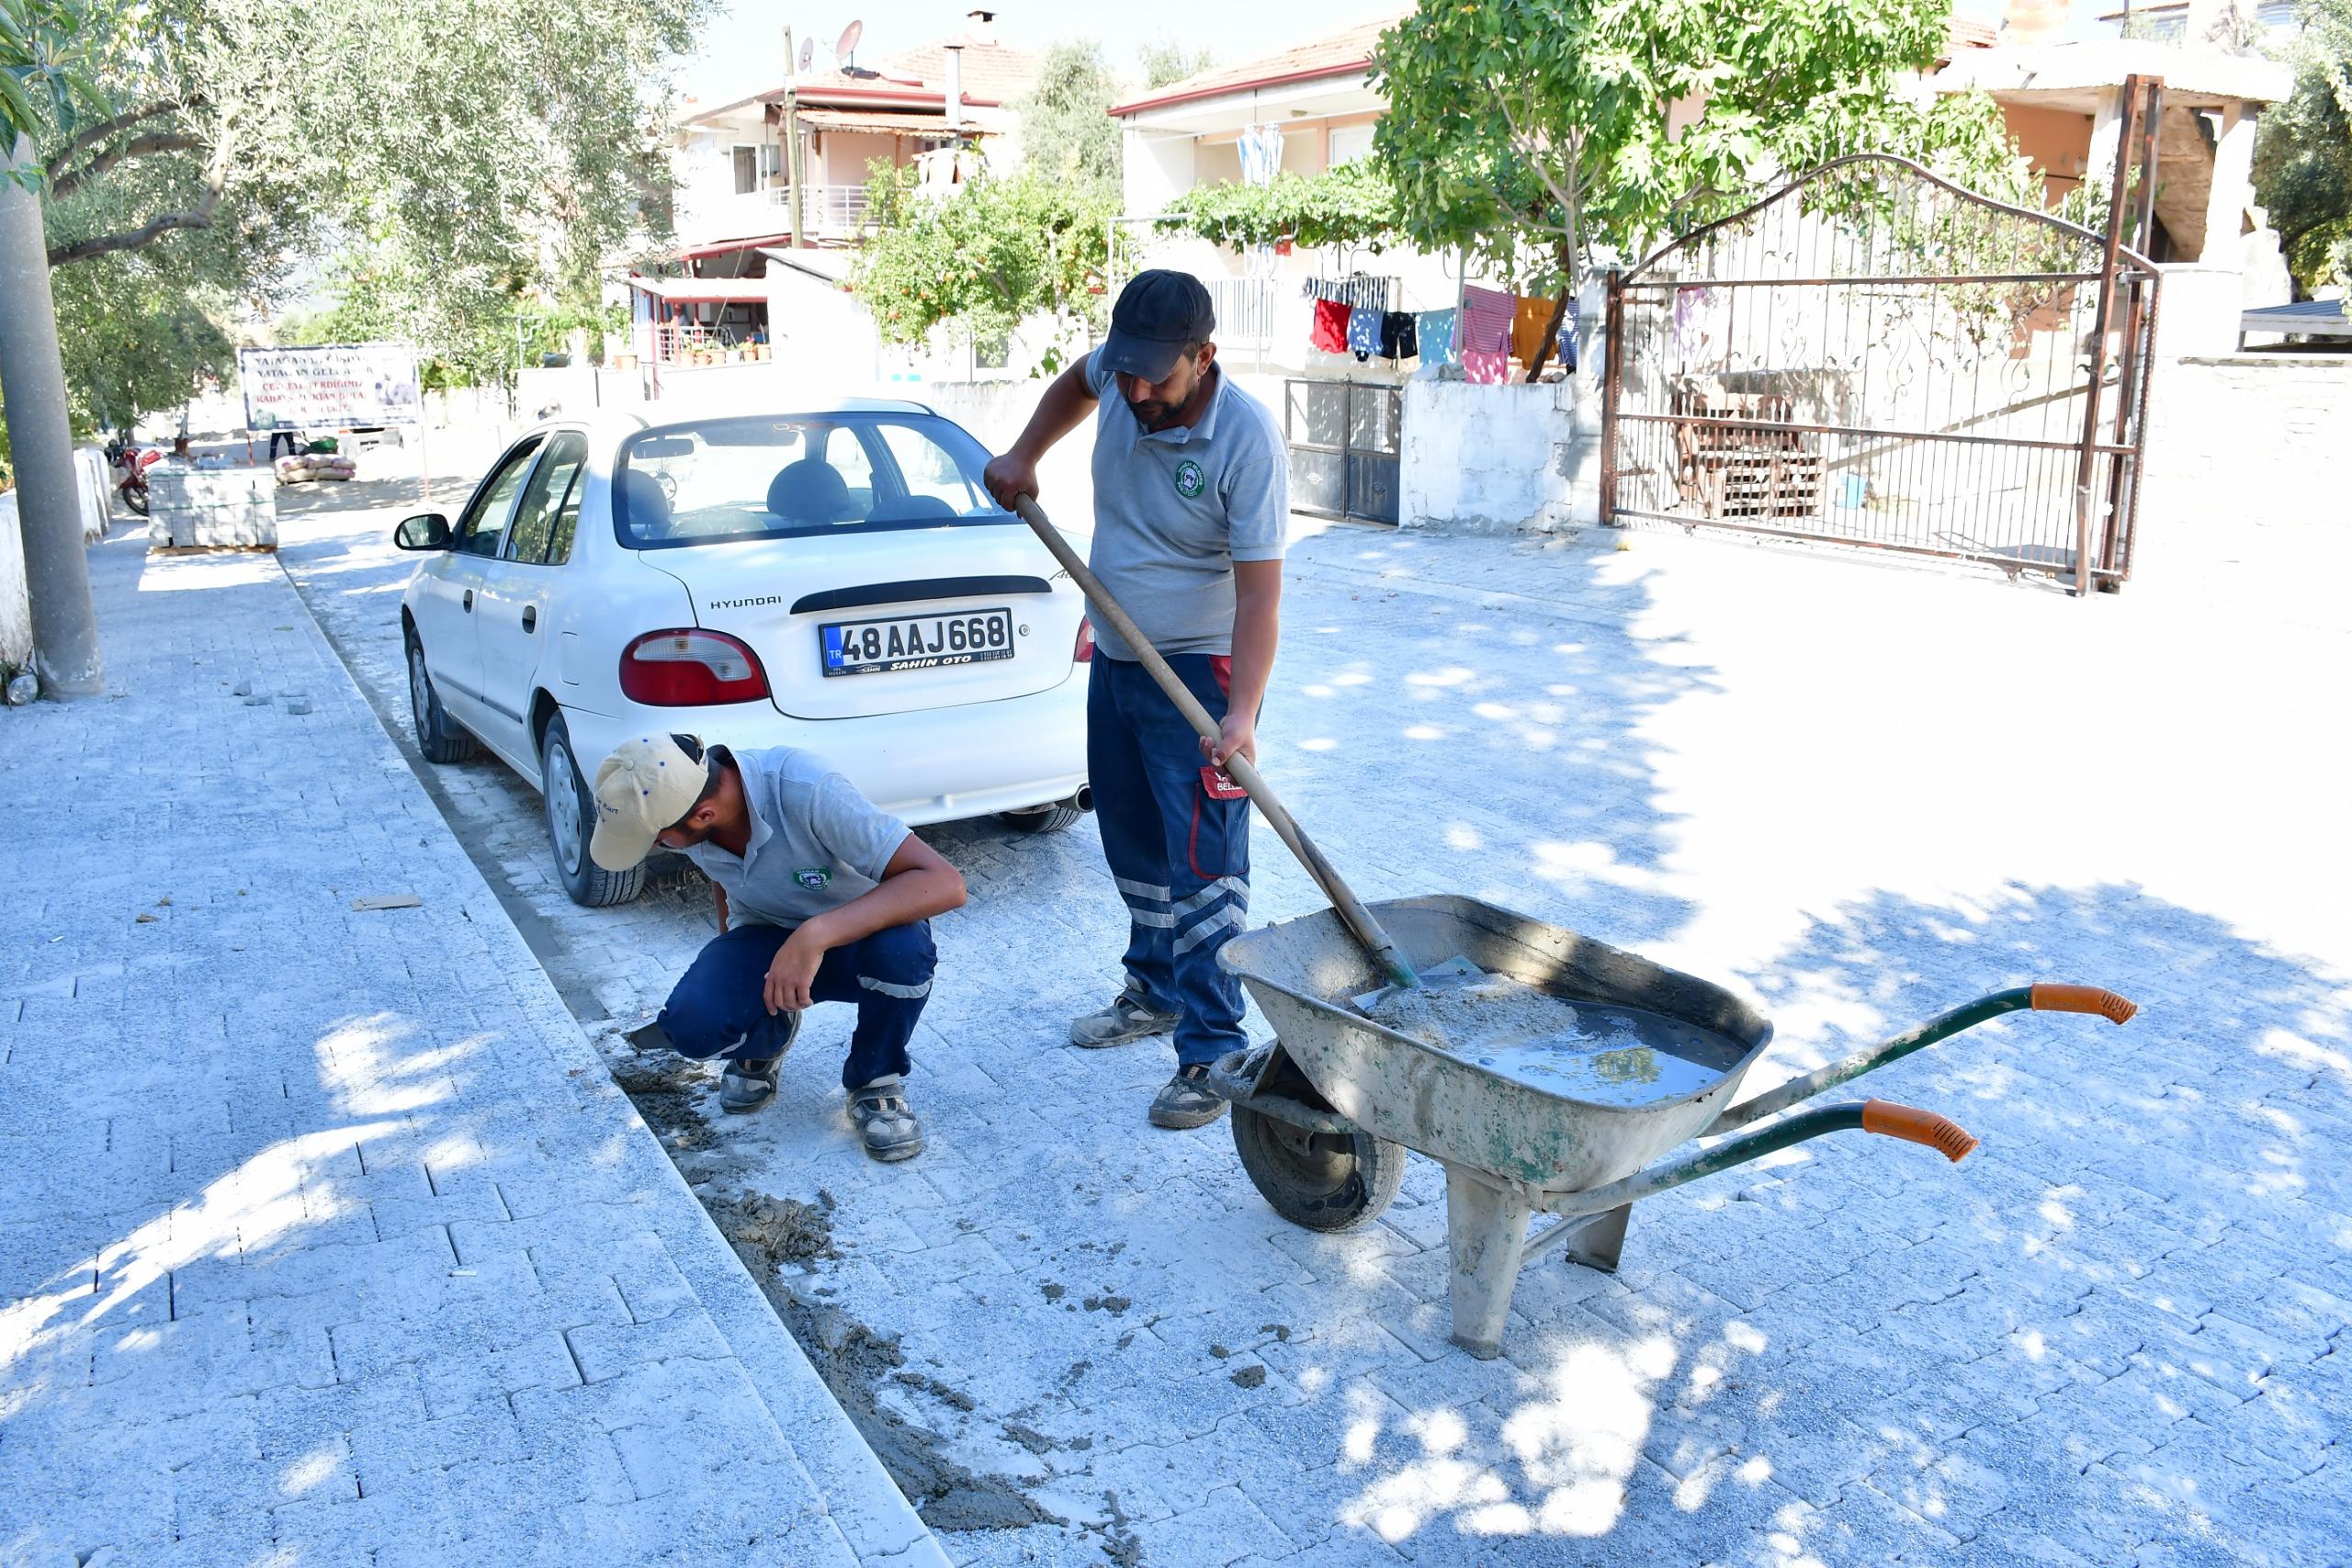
[{"xmin": 105, "ymin": 436, "xmax": 163, "ymax": 516}]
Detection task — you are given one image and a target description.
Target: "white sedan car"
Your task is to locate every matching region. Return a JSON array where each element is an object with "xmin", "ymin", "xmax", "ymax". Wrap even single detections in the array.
[{"xmin": 394, "ymin": 400, "xmax": 1092, "ymax": 906}]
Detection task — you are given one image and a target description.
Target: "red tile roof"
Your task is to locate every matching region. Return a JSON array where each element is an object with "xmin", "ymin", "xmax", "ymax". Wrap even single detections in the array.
[{"xmin": 1108, "ymin": 13, "xmax": 1408, "ymax": 118}]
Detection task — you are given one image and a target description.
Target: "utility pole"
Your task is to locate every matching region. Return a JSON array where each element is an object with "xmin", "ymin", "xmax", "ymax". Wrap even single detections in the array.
[
  {"xmin": 782, "ymin": 27, "xmax": 805, "ymax": 250},
  {"xmin": 0, "ymin": 134, "xmax": 105, "ymax": 698}
]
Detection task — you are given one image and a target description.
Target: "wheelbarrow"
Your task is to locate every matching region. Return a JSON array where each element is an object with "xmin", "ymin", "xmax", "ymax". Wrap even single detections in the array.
[
  {"xmin": 1206, "ymin": 895, "xmax": 2137, "ymax": 1358},
  {"xmin": 999, "ymin": 491, "xmax": 2137, "ymax": 1359}
]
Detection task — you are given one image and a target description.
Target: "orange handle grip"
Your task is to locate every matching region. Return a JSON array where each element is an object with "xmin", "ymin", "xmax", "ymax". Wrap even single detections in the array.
[
  {"xmin": 2030, "ymin": 984, "xmax": 2138, "ymax": 1025},
  {"xmin": 1861, "ymin": 1100, "xmax": 1979, "ymax": 1163}
]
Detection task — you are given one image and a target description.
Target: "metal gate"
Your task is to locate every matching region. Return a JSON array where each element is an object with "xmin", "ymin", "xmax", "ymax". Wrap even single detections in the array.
[
  {"xmin": 1601, "ymin": 140, "xmax": 2163, "ymax": 592},
  {"xmin": 1287, "ymin": 379, "xmax": 1402, "ymax": 525}
]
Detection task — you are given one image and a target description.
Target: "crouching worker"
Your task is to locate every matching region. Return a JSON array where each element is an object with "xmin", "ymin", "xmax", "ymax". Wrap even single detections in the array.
[{"xmin": 588, "ymin": 734, "xmax": 967, "ymax": 1161}]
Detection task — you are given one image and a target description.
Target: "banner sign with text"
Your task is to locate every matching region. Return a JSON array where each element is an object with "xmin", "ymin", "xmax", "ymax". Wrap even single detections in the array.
[{"xmin": 238, "ymin": 344, "xmax": 422, "ymax": 431}]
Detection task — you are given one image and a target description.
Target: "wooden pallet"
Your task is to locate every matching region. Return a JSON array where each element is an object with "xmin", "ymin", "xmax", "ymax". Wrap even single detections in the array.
[{"xmin": 1689, "ymin": 451, "xmax": 1826, "ymax": 520}]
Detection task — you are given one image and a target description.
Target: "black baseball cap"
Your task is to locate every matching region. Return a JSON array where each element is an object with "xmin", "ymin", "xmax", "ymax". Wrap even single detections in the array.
[{"xmin": 1098, "ymin": 270, "xmax": 1216, "ymax": 382}]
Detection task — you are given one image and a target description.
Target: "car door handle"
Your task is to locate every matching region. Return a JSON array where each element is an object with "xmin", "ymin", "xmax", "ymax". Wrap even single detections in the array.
[
  {"xmin": 521, "ymin": 605, "xmax": 537, "ymax": 633},
  {"xmin": 462, "ymin": 589, "xmax": 473, "ymax": 613}
]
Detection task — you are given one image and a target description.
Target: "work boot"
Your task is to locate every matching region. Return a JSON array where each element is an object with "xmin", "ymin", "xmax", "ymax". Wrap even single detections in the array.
[
  {"xmin": 851, "ymin": 1075, "xmax": 924, "ymax": 1161},
  {"xmin": 1069, "ymin": 988, "xmax": 1181, "ymax": 1048},
  {"xmin": 1148, "ymin": 1064, "xmax": 1227, "ymax": 1130},
  {"xmin": 719, "ymin": 1055, "xmax": 782, "ymax": 1115}
]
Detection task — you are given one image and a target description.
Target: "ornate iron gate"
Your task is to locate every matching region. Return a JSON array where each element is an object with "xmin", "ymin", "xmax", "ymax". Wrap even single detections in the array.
[{"xmin": 1601, "ymin": 149, "xmax": 2162, "ymax": 592}]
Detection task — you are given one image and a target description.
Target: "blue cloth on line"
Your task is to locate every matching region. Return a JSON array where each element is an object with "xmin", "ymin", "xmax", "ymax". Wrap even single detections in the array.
[
  {"xmin": 1416, "ymin": 308, "xmax": 1459, "ymax": 367},
  {"xmin": 1346, "ymin": 305, "xmax": 1382, "ymax": 361}
]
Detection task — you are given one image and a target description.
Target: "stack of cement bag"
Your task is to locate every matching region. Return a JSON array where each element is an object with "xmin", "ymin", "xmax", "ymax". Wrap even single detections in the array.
[{"xmin": 275, "ymin": 452, "xmax": 358, "ymax": 484}]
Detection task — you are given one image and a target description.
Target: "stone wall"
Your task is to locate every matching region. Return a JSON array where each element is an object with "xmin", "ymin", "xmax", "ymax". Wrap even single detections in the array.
[
  {"xmin": 2137, "ymin": 355, "xmax": 2352, "ymax": 572},
  {"xmin": 1400, "ymin": 375, "xmax": 1602, "ymax": 533},
  {"xmin": 148, "ymin": 466, "xmax": 277, "ymax": 548}
]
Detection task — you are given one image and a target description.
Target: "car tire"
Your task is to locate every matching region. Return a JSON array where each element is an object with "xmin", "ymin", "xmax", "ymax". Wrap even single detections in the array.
[
  {"xmin": 406, "ymin": 631, "xmax": 478, "ymax": 763},
  {"xmin": 541, "ymin": 713, "xmax": 646, "ymax": 908},
  {"xmin": 1000, "ymin": 805, "xmax": 1084, "ymax": 835}
]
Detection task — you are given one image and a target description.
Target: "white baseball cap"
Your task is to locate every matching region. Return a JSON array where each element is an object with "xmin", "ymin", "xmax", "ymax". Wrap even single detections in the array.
[{"xmin": 589, "ymin": 734, "xmax": 708, "ymax": 871}]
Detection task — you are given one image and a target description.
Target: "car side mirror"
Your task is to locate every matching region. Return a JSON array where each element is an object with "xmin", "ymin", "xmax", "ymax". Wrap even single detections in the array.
[{"xmin": 394, "ymin": 513, "xmax": 451, "ymax": 550}]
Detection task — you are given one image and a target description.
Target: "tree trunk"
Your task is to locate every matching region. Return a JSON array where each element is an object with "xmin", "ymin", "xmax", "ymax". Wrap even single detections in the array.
[
  {"xmin": 1523, "ymin": 239, "xmax": 1578, "ymax": 382},
  {"xmin": 0, "ymin": 136, "xmax": 107, "ymax": 698}
]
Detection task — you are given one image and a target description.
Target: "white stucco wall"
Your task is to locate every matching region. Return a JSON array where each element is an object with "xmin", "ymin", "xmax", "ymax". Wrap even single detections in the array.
[
  {"xmin": 2136, "ymin": 355, "xmax": 2352, "ymax": 582},
  {"xmin": 2, "ymin": 447, "xmax": 114, "ymax": 672},
  {"xmin": 1401, "ymin": 378, "xmax": 1603, "ymax": 533}
]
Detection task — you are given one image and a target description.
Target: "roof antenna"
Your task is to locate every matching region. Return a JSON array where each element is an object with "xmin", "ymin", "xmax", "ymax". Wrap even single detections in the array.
[{"xmin": 834, "ymin": 18, "xmax": 864, "ymax": 71}]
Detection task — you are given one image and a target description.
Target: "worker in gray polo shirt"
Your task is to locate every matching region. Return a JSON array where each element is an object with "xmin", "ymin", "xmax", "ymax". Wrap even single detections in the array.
[
  {"xmin": 588, "ymin": 733, "xmax": 967, "ymax": 1161},
  {"xmin": 984, "ymin": 269, "xmax": 1288, "ymax": 1130}
]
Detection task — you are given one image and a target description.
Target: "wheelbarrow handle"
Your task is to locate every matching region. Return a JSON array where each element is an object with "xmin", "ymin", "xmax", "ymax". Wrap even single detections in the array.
[
  {"xmin": 2030, "ymin": 984, "xmax": 2138, "ymax": 1025},
  {"xmin": 1010, "ymin": 493, "xmax": 1420, "ymax": 992},
  {"xmin": 1710, "ymin": 982, "xmax": 2138, "ymax": 1133},
  {"xmin": 1544, "ymin": 1098, "xmax": 1978, "ymax": 1224},
  {"xmin": 1860, "ymin": 1099, "xmax": 1979, "ymax": 1163}
]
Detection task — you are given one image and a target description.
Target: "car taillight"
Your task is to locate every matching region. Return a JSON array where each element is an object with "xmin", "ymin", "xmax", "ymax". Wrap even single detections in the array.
[
  {"xmin": 1073, "ymin": 616, "xmax": 1095, "ymax": 663},
  {"xmin": 620, "ymin": 629, "xmax": 771, "ymax": 705}
]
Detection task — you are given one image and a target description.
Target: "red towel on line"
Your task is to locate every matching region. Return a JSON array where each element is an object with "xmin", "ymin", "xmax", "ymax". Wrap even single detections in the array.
[{"xmin": 1310, "ymin": 297, "xmax": 1351, "ymax": 354}]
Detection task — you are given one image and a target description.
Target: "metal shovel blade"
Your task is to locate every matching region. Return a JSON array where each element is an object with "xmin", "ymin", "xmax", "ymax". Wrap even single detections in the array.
[{"xmin": 1352, "ymin": 954, "xmax": 1486, "ymax": 1013}]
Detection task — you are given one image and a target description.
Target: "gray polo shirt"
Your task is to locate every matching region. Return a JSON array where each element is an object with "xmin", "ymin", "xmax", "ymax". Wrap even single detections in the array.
[
  {"xmin": 1083, "ymin": 352, "xmax": 1288, "ymax": 660},
  {"xmin": 681, "ymin": 746, "xmax": 910, "ymax": 928}
]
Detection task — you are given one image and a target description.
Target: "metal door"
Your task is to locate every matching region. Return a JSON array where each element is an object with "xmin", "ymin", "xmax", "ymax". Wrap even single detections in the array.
[{"xmin": 1287, "ymin": 379, "xmax": 1402, "ymax": 526}]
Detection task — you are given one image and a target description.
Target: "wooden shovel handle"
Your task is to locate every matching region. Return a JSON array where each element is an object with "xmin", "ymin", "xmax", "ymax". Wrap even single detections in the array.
[{"xmin": 1009, "ymin": 494, "xmax": 1419, "ymax": 990}]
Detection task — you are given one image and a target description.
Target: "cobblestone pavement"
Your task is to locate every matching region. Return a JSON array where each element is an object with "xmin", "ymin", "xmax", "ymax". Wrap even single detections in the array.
[
  {"xmin": 272, "ymin": 466, "xmax": 2349, "ymax": 1568},
  {"xmin": 0, "ymin": 519, "xmax": 946, "ymax": 1566}
]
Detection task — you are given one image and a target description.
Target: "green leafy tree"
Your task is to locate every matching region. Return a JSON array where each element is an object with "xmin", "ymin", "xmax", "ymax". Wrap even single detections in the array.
[
  {"xmin": 1138, "ymin": 39, "xmax": 1211, "ymax": 91},
  {"xmin": 1372, "ymin": 0, "xmax": 2032, "ymax": 376},
  {"xmin": 15, "ymin": 0, "xmax": 705, "ymax": 425},
  {"xmin": 1014, "ymin": 39, "xmax": 1122, "ymax": 192},
  {"xmin": 852, "ymin": 164, "xmax": 1116, "ymax": 373},
  {"xmin": 1154, "ymin": 160, "xmax": 1402, "ymax": 250},
  {"xmin": 2255, "ymin": 0, "xmax": 2352, "ymax": 299}
]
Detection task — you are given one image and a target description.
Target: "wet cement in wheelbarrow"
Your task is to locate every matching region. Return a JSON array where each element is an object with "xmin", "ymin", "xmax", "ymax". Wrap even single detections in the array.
[{"xmin": 1365, "ymin": 974, "xmax": 1747, "ymax": 1107}]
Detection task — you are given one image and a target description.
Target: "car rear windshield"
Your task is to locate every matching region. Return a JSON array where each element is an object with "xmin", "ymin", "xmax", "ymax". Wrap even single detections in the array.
[{"xmin": 614, "ymin": 412, "xmax": 1018, "ymax": 549}]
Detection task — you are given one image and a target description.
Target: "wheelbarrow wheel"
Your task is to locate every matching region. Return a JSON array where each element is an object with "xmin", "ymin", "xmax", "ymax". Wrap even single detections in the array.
[{"xmin": 1231, "ymin": 1104, "xmax": 1405, "ymax": 1233}]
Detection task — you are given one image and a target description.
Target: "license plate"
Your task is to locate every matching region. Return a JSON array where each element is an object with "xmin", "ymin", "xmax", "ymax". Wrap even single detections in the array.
[{"xmin": 820, "ymin": 607, "xmax": 1016, "ymax": 676}]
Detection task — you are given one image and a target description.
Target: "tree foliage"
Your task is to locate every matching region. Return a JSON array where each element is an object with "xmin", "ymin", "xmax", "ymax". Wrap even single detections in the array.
[
  {"xmin": 1137, "ymin": 39, "xmax": 1211, "ymax": 91},
  {"xmin": 15, "ymin": 0, "xmax": 705, "ymax": 421},
  {"xmin": 851, "ymin": 164, "xmax": 1116, "ymax": 367},
  {"xmin": 1153, "ymin": 160, "xmax": 1402, "ymax": 250},
  {"xmin": 1014, "ymin": 39, "xmax": 1121, "ymax": 192},
  {"xmin": 1371, "ymin": 0, "xmax": 2032, "ymax": 297},
  {"xmin": 2254, "ymin": 0, "xmax": 2352, "ymax": 297}
]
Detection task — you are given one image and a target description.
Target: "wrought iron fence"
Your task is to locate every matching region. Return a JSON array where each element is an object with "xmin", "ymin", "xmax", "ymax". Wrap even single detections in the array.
[{"xmin": 1601, "ymin": 143, "xmax": 2163, "ymax": 592}]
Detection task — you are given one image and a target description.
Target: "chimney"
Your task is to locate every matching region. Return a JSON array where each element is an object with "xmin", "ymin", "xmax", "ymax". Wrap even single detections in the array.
[
  {"xmin": 965, "ymin": 9, "xmax": 997, "ymax": 47},
  {"xmin": 944, "ymin": 44, "xmax": 965, "ymax": 132}
]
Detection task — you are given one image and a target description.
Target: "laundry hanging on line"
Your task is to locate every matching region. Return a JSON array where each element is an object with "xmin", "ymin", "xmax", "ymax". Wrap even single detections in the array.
[
  {"xmin": 1346, "ymin": 305, "xmax": 1382, "ymax": 361},
  {"xmin": 1462, "ymin": 348, "xmax": 1510, "ymax": 385},
  {"xmin": 1460, "ymin": 285, "xmax": 1514, "ymax": 355},
  {"xmin": 1380, "ymin": 311, "xmax": 1418, "ymax": 361},
  {"xmin": 1415, "ymin": 308, "xmax": 1458, "ymax": 367},
  {"xmin": 1310, "ymin": 297, "xmax": 1351, "ymax": 355}
]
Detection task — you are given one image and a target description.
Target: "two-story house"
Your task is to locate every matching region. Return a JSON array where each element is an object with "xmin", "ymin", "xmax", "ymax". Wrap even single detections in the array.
[{"xmin": 629, "ymin": 10, "xmax": 1042, "ymax": 384}]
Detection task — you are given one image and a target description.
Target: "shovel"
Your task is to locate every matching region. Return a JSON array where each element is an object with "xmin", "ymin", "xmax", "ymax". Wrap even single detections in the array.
[{"xmin": 1011, "ymin": 493, "xmax": 1444, "ymax": 999}]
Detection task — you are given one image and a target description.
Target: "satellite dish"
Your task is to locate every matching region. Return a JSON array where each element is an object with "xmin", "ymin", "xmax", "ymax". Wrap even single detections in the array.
[
  {"xmin": 798, "ymin": 37, "xmax": 814, "ymax": 72},
  {"xmin": 834, "ymin": 18, "xmax": 863, "ymax": 65}
]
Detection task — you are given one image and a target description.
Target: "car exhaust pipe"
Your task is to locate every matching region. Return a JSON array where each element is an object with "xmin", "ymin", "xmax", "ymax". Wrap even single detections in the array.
[{"xmin": 1072, "ymin": 784, "xmax": 1093, "ymax": 814}]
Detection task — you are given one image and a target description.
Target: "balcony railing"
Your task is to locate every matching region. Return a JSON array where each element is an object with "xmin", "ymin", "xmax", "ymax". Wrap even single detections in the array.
[{"xmin": 763, "ymin": 184, "xmax": 874, "ymax": 234}]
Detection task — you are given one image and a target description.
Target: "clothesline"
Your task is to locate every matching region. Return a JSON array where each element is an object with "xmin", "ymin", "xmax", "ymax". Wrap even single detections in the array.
[{"xmin": 1304, "ymin": 279, "xmax": 1582, "ymax": 378}]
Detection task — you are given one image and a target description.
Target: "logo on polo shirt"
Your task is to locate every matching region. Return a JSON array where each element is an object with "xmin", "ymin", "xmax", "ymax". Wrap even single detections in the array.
[
  {"xmin": 1173, "ymin": 459, "xmax": 1205, "ymax": 500},
  {"xmin": 795, "ymin": 867, "xmax": 831, "ymax": 890}
]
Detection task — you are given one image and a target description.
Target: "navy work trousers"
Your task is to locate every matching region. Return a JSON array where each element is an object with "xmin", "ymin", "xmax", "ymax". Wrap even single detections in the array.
[
  {"xmin": 657, "ymin": 919, "xmax": 936, "ymax": 1090},
  {"xmin": 1087, "ymin": 652, "xmax": 1252, "ymax": 1067}
]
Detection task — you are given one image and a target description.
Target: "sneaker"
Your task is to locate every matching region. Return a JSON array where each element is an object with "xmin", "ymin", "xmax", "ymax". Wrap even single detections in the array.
[
  {"xmin": 1069, "ymin": 989, "xmax": 1181, "ymax": 1048},
  {"xmin": 719, "ymin": 1055, "xmax": 781, "ymax": 1115},
  {"xmin": 850, "ymin": 1075, "xmax": 924, "ymax": 1162},
  {"xmin": 1148, "ymin": 1064, "xmax": 1228, "ymax": 1130}
]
